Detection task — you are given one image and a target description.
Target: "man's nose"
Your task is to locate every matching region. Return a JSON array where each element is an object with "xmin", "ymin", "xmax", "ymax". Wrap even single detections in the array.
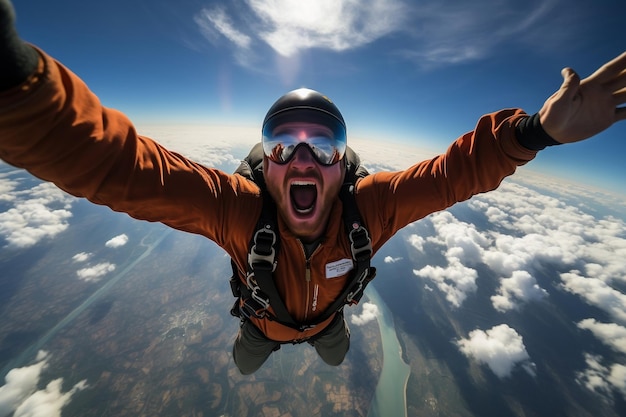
[{"xmin": 291, "ymin": 144, "xmax": 316, "ymax": 169}]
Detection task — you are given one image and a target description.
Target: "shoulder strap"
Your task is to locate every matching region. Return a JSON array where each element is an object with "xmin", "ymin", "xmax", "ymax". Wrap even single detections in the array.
[
  {"xmin": 231, "ymin": 143, "xmax": 299, "ymax": 327},
  {"xmin": 243, "ymin": 176, "xmax": 305, "ymax": 328}
]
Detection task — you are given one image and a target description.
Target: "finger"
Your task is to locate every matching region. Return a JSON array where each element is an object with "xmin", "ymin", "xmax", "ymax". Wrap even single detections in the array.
[
  {"xmin": 587, "ymin": 51, "xmax": 626, "ymax": 83},
  {"xmin": 559, "ymin": 67, "xmax": 581, "ymax": 100},
  {"xmin": 614, "ymin": 89, "xmax": 626, "ymax": 106},
  {"xmin": 606, "ymin": 69, "xmax": 626, "ymax": 92}
]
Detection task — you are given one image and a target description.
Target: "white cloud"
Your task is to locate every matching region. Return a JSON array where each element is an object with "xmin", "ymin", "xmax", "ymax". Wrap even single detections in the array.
[
  {"xmin": 428, "ymin": 211, "xmax": 489, "ymax": 265},
  {"xmin": 105, "ymin": 234, "xmax": 129, "ymax": 248},
  {"xmin": 456, "ymin": 324, "xmax": 536, "ymax": 379},
  {"xmin": 577, "ymin": 319, "xmax": 626, "ymax": 355},
  {"xmin": 384, "ymin": 256, "xmax": 402, "ymax": 263},
  {"xmin": 0, "ymin": 351, "xmax": 87, "ymax": 417},
  {"xmin": 560, "ymin": 272, "xmax": 626, "ymax": 325},
  {"xmin": 0, "ymin": 182, "xmax": 74, "ymax": 248},
  {"xmin": 351, "ymin": 302, "xmax": 379, "ymax": 326},
  {"xmin": 0, "ymin": 173, "xmax": 19, "ymax": 202},
  {"xmin": 76, "ymin": 263, "xmax": 116, "ymax": 282},
  {"xmin": 252, "ymin": 0, "xmax": 406, "ymax": 56},
  {"xmin": 13, "ymin": 378, "xmax": 88, "ymax": 417},
  {"xmin": 491, "ymin": 270, "xmax": 548, "ymax": 312},
  {"xmin": 576, "ymin": 354, "xmax": 626, "ymax": 401},
  {"xmin": 413, "ymin": 258, "xmax": 478, "ymax": 309},
  {"xmin": 71, "ymin": 252, "xmax": 92, "ymax": 263},
  {"xmin": 412, "ymin": 211, "xmax": 484, "ymax": 308},
  {"xmin": 407, "ymin": 234, "xmax": 424, "ymax": 252},
  {"xmin": 195, "ymin": 7, "xmax": 252, "ymax": 49},
  {"xmin": 0, "ymin": 352, "xmax": 48, "ymax": 416},
  {"xmin": 197, "ymin": 0, "xmax": 406, "ymax": 57}
]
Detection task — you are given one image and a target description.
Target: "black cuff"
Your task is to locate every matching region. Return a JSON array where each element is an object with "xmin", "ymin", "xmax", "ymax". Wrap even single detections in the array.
[
  {"xmin": 515, "ymin": 113, "xmax": 561, "ymax": 151},
  {"xmin": 0, "ymin": 38, "xmax": 38, "ymax": 91}
]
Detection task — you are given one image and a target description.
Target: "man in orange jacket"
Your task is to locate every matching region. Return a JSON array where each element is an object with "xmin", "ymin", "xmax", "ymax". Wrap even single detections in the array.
[{"xmin": 1, "ymin": 0, "xmax": 625, "ymax": 374}]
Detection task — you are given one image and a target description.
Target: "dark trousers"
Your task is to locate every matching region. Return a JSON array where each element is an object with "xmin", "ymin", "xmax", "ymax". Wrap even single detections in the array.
[{"xmin": 232, "ymin": 313, "xmax": 351, "ymax": 375}]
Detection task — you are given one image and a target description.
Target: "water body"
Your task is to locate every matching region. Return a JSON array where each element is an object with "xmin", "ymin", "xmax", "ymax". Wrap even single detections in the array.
[{"xmin": 366, "ymin": 285, "xmax": 412, "ymax": 417}]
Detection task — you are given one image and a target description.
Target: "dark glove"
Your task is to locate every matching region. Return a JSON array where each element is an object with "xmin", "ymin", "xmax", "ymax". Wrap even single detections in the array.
[{"xmin": 1, "ymin": 0, "xmax": 39, "ymax": 90}]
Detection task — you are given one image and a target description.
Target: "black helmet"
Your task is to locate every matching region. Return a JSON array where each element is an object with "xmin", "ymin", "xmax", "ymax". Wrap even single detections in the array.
[
  {"xmin": 261, "ymin": 88, "xmax": 348, "ymax": 165},
  {"xmin": 262, "ymin": 88, "xmax": 346, "ymax": 132}
]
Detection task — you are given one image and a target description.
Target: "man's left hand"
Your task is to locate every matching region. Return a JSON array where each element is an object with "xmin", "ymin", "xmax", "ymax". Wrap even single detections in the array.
[{"xmin": 539, "ymin": 51, "xmax": 626, "ymax": 144}]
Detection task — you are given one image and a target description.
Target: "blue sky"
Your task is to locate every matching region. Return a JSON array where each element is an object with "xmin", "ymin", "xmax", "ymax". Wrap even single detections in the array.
[{"xmin": 12, "ymin": 0, "xmax": 626, "ymax": 193}]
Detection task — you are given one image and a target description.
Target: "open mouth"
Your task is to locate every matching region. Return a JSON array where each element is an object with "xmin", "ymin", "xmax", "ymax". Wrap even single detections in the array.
[{"xmin": 290, "ymin": 181, "xmax": 317, "ymax": 214}]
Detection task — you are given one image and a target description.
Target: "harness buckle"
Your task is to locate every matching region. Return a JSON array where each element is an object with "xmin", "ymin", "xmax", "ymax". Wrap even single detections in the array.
[
  {"xmin": 248, "ymin": 227, "xmax": 277, "ymax": 272},
  {"xmin": 349, "ymin": 224, "xmax": 372, "ymax": 262}
]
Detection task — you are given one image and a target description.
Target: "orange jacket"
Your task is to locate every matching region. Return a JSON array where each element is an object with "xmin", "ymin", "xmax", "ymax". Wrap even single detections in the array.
[{"xmin": 0, "ymin": 48, "xmax": 538, "ymax": 342}]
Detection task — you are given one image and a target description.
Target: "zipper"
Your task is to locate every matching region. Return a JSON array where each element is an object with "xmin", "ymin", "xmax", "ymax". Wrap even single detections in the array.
[
  {"xmin": 303, "ymin": 255, "xmax": 311, "ymax": 322},
  {"xmin": 300, "ymin": 242, "xmax": 321, "ymax": 323},
  {"xmin": 305, "ymin": 259, "xmax": 311, "ymax": 282}
]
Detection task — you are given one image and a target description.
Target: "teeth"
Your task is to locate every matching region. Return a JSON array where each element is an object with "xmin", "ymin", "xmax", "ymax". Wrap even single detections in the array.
[
  {"xmin": 291, "ymin": 181, "xmax": 315, "ymax": 186},
  {"xmin": 295, "ymin": 206, "xmax": 314, "ymax": 214}
]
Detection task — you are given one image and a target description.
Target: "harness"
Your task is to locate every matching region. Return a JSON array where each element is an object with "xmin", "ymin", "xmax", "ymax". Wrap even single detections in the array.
[{"xmin": 229, "ymin": 143, "xmax": 377, "ymax": 337}]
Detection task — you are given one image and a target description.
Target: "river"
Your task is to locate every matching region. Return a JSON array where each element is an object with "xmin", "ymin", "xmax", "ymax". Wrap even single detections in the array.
[{"xmin": 366, "ymin": 285, "xmax": 412, "ymax": 417}]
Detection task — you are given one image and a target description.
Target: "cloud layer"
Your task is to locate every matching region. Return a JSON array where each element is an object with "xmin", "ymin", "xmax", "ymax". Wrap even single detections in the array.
[
  {"xmin": 408, "ymin": 180, "xmax": 626, "ymax": 320},
  {"xmin": 402, "ymin": 175, "xmax": 625, "ymax": 393}
]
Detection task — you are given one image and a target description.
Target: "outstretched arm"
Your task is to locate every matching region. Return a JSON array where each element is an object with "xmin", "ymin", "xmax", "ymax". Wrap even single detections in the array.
[
  {"xmin": 359, "ymin": 52, "xmax": 626, "ymax": 248},
  {"xmin": 539, "ymin": 51, "xmax": 626, "ymax": 144},
  {"xmin": 0, "ymin": 0, "xmax": 261, "ymax": 246}
]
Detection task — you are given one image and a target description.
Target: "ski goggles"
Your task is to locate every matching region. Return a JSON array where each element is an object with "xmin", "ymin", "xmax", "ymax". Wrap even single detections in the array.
[{"xmin": 262, "ymin": 109, "xmax": 347, "ymax": 166}]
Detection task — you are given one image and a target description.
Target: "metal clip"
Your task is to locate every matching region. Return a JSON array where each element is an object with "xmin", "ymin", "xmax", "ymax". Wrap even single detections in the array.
[
  {"xmin": 346, "ymin": 268, "xmax": 370, "ymax": 304},
  {"xmin": 349, "ymin": 224, "xmax": 372, "ymax": 261},
  {"xmin": 248, "ymin": 227, "xmax": 277, "ymax": 271},
  {"xmin": 241, "ymin": 272, "xmax": 270, "ymax": 318}
]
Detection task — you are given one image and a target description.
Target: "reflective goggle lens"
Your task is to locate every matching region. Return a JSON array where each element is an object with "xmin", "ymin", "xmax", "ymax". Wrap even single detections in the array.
[
  {"xmin": 263, "ymin": 136, "xmax": 345, "ymax": 165},
  {"xmin": 262, "ymin": 110, "xmax": 347, "ymax": 166}
]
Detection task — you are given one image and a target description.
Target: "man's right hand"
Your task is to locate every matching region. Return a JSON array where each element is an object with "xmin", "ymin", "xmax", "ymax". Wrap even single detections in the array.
[{"xmin": 0, "ymin": 0, "xmax": 39, "ymax": 90}]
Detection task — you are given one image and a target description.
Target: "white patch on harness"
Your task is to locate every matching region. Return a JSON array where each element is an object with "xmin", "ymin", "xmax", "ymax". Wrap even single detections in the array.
[{"xmin": 325, "ymin": 258, "xmax": 354, "ymax": 279}]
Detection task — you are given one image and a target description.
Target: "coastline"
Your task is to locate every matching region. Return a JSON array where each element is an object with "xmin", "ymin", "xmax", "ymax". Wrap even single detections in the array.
[{"xmin": 365, "ymin": 285, "xmax": 411, "ymax": 417}]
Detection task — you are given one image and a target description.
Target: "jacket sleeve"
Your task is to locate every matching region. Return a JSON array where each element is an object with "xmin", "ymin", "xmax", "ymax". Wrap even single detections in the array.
[
  {"xmin": 356, "ymin": 109, "xmax": 538, "ymax": 251},
  {"xmin": 0, "ymin": 47, "xmax": 261, "ymax": 246}
]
